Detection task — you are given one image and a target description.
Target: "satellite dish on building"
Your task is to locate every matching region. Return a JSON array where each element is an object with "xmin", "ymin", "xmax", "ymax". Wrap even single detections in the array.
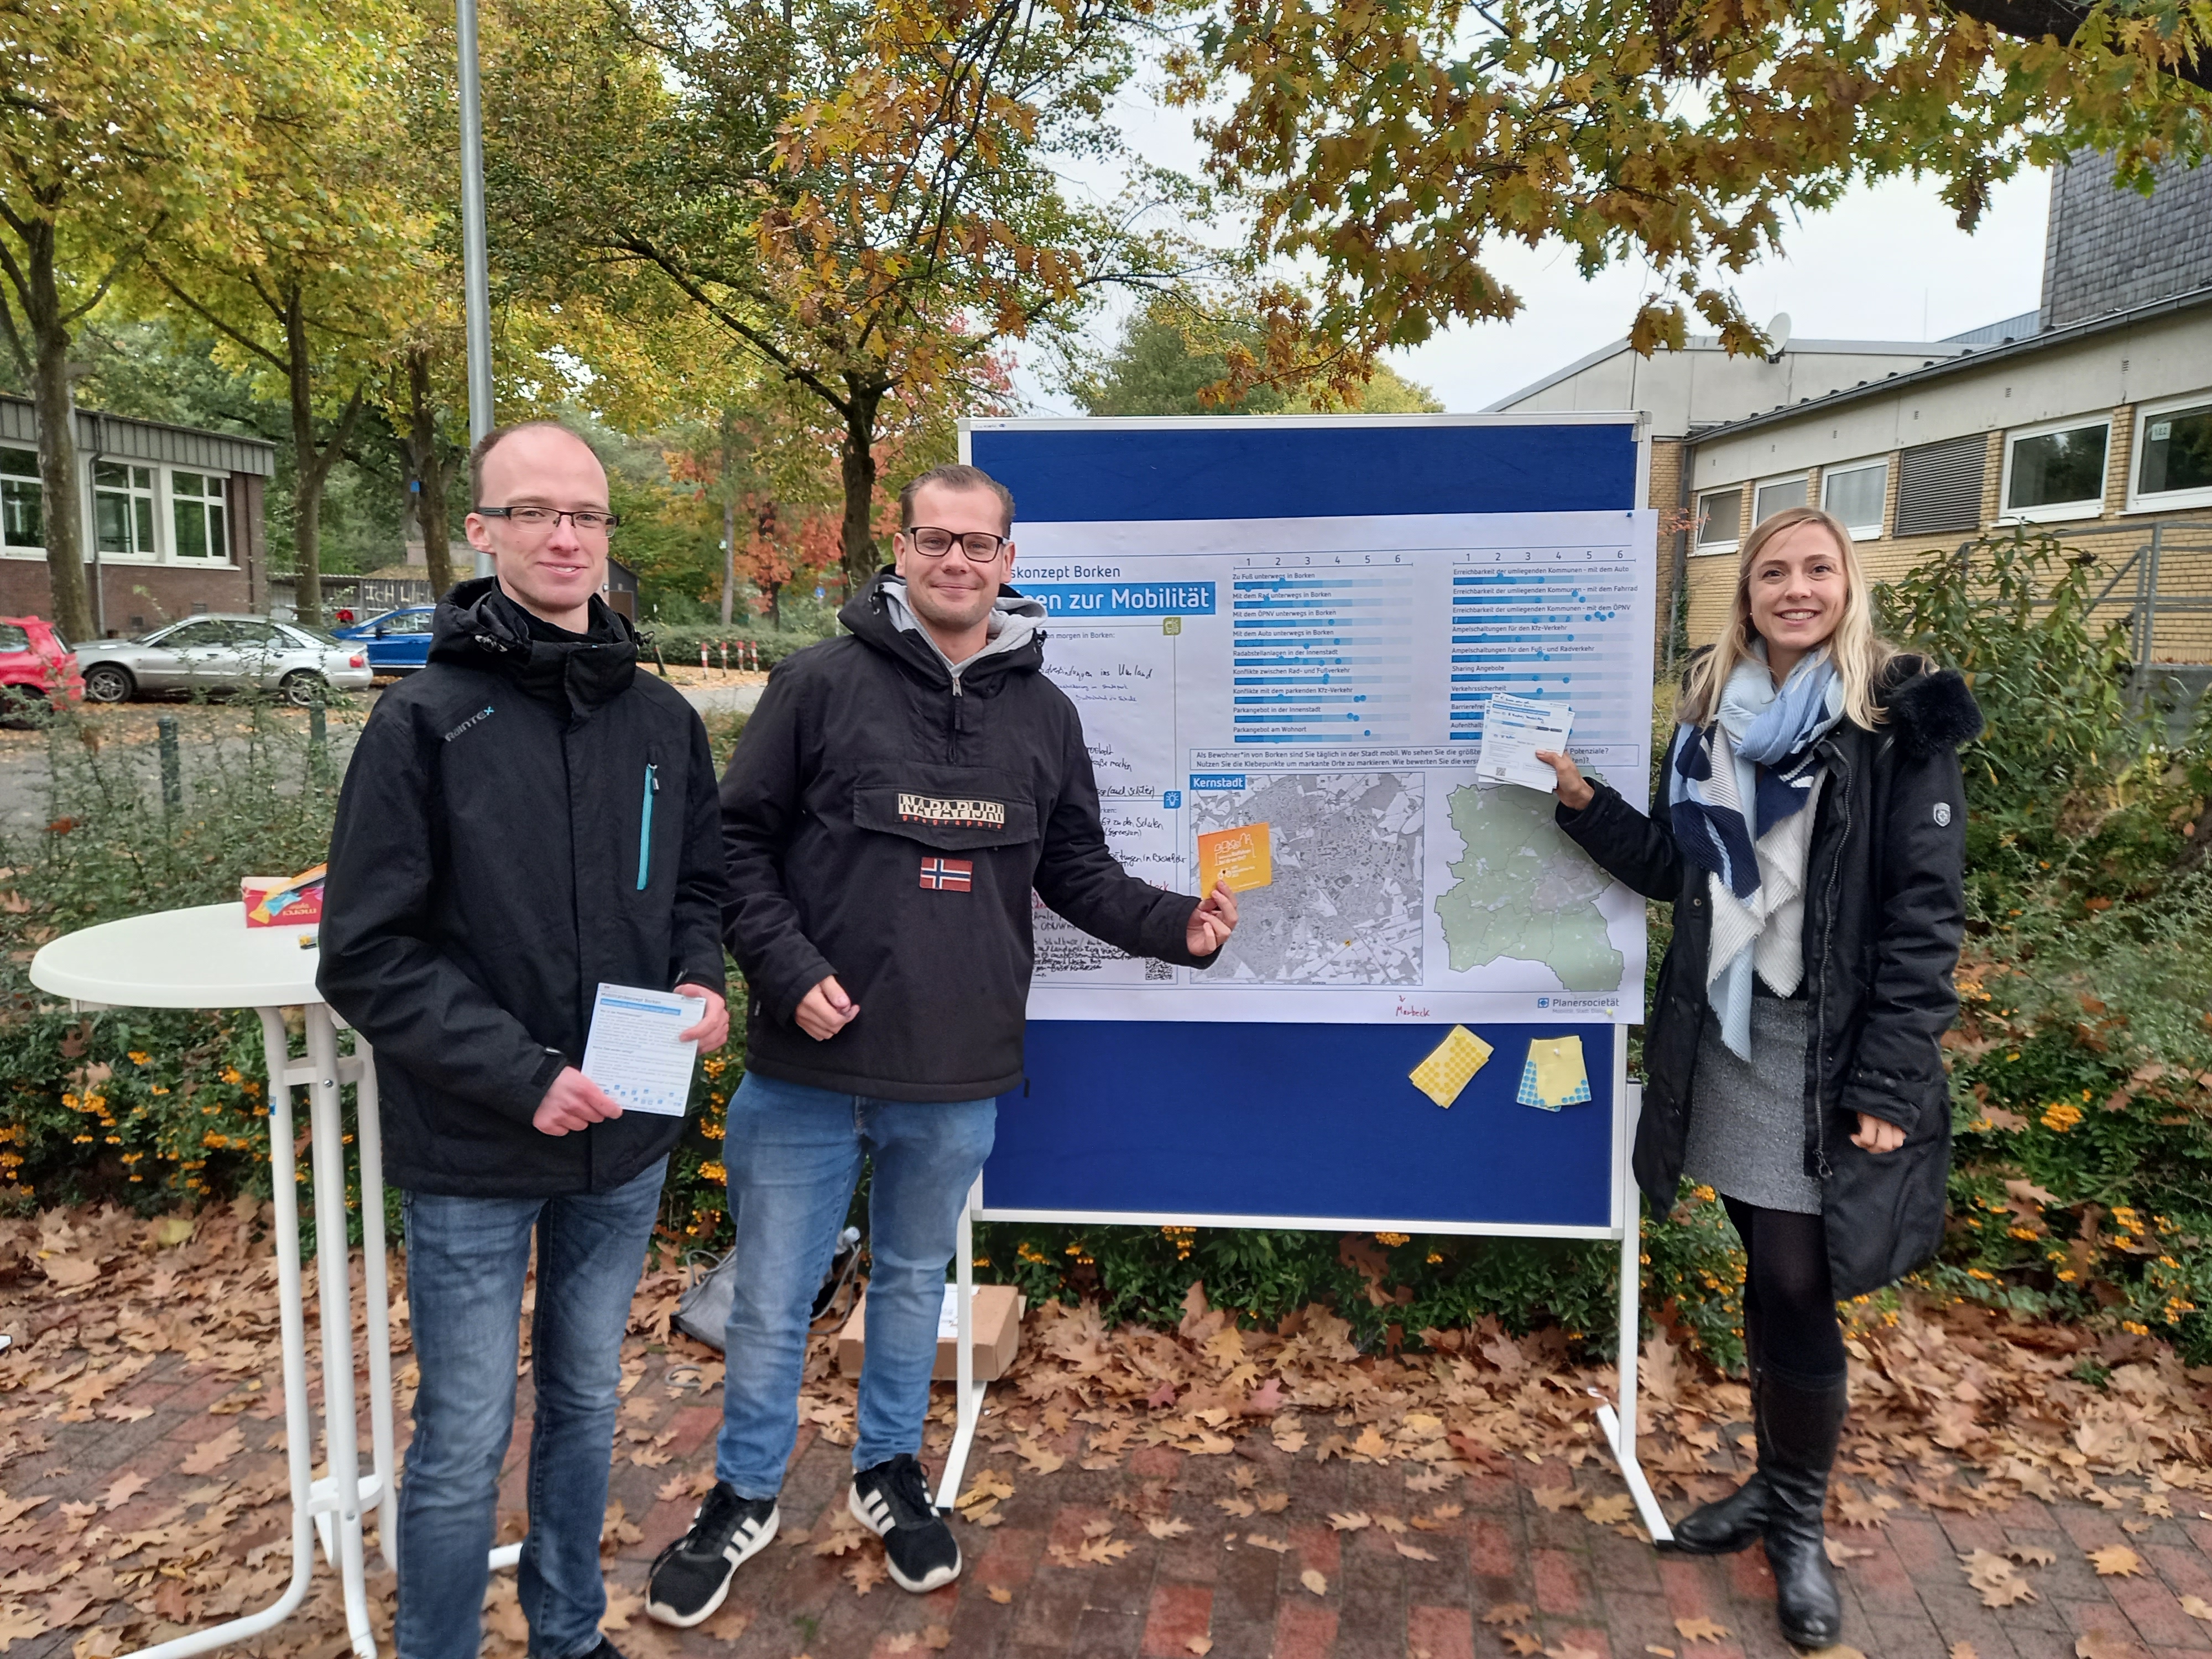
[{"xmin": 1765, "ymin": 311, "xmax": 1793, "ymax": 363}]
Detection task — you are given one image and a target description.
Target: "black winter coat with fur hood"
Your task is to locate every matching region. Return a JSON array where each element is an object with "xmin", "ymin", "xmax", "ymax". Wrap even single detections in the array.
[{"xmin": 1555, "ymin": 655, "xmax": 1983, "ymax": 1300}]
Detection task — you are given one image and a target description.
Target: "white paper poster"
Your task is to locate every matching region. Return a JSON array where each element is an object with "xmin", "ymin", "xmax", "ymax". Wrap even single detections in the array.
[{"xmin": 1019, "ymin": 510, "xmax": 1657, "ymax": 1025}]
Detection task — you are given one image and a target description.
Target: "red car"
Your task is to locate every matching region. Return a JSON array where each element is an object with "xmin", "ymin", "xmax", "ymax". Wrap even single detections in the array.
[{"xmin": 0, "ymin": 615, "xmax": 85, "ymax": 725}]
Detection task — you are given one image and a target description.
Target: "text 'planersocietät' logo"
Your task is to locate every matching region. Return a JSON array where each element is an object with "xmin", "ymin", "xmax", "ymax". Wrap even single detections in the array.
[{"xmin": 897, "ymin": 792, "xmax": 1006, "ymax": 829}]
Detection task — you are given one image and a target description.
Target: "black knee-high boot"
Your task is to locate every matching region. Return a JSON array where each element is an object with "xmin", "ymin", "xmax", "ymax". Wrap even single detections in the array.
[
  {"xmin": 1665, "ymin": 1359, "xmax": 1770, "ymax": 1553},
  {"xmin": 1761, "ymin": 1367, "xmax": 1847, "ymax": 1648}
]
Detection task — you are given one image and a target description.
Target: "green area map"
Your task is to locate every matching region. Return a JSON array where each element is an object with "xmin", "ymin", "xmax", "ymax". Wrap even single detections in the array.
[{"xmin": 1433, "ymin": 782, "xmax": 1624, "ymax": 992}]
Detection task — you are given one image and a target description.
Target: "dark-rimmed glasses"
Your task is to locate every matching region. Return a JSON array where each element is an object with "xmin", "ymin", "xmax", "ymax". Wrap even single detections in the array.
[
  {"xmin": 476, "ymin": 505, "xmax": 621, "ymax": 535},
  {"xmin": 903, "ymin": 526, "xmax": 1009, "ymax": 562}
]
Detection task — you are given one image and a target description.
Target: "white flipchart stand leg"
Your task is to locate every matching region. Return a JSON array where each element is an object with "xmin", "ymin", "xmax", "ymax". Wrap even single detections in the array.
[
  {"xmin": 1590, "ymin": 1068, "xmax": 1672, "ymax": 1545},
  {"xmin": 933, "ymin": 1176, "xmax": 990, "ymax": 1512}
]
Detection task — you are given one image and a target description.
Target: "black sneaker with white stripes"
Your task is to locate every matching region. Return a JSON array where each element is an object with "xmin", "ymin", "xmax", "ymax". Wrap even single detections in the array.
[
  {"xmin": 644, "ymin": 1482, "xmax": 778, "ymax": 1627},
  {"xmin": 848, "ymin": 1454, "xmax": 961, "ymax": 1593}
]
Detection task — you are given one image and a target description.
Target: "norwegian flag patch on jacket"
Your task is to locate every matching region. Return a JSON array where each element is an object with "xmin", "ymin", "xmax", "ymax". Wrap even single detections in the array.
[{"xmin": 918, "ymin": 856, "xmax": 973, "ymax": 892}]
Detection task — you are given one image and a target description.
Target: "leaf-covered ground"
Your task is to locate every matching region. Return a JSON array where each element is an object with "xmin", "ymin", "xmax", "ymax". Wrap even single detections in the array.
[{"xmin": 8, "ymin": 1204, "xmax": 2212, "ymax": 1658}]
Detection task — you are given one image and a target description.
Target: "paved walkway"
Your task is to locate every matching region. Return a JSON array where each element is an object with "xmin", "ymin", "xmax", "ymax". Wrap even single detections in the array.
[{"xmin": 7, "ymin": 1328, "xmax": 2209, "ymax": 1659}]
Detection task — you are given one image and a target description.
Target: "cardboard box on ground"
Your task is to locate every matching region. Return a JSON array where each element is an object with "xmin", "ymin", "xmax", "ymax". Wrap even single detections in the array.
[{"xmin": 837, "ymin": 1284, "xmax": 1024, "ymax": 1382}]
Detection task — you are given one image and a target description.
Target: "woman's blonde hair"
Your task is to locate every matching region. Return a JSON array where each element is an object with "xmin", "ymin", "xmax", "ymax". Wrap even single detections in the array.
[{"xmin": 1677, "ymin": 504, "xmax": 1894, "ymax": 730}]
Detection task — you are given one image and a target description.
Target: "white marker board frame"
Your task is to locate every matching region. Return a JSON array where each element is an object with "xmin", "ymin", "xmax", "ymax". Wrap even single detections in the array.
[{"xmin": 931, "ymin": 415, "xmax": 1667, "ymax": 1542}]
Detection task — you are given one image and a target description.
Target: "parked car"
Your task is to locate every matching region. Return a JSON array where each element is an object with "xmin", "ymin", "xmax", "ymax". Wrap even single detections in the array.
[
  {"xmin": 75, "ymin": 615, "xmax": 372, "ymax": 707},
  {"xmin": 0, "ymin": 615, "xmax": 85, "ymax": 726},
  {"xmin": 331, "ymin": 605, "xmax": 436, "ymax": 674}
]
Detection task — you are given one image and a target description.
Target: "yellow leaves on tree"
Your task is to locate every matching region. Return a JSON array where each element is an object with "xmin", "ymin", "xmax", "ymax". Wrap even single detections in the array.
[{"xmin": 1170, "ymin": 0, "xmax": 2212, "ymax": 405}]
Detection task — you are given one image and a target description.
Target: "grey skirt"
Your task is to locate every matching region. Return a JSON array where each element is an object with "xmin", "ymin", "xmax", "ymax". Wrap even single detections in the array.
[{"xmin": 1682, "ymin": 995, "xmax": 1822, "ymax": 1215}]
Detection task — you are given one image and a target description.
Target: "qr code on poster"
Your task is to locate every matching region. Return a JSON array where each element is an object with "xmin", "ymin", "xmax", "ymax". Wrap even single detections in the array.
[{"xmin": 1144, "ymin": 959, "xmax": 1174, "ymax": 982}]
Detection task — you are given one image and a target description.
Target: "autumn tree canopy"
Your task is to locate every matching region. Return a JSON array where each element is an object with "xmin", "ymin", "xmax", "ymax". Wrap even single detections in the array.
[{"xmin": 1176, "ymin": 0, "xmax": 2212, "ymax": 393}]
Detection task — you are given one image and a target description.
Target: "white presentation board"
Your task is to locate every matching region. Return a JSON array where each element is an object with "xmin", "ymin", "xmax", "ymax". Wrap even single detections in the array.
[{"xmin": 1015, "ymin": 508, "xmax": 1658, "ymax": 1026}]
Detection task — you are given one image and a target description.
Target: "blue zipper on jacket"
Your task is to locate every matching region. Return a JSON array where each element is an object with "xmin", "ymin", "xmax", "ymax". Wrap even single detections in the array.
[{"xmin": 637, "ymin": 763, "xmax": 658, "ymax": 890}]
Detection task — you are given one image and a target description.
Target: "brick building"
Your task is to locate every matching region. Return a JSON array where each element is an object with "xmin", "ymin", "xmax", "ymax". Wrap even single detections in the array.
[
  {"xmin": 0, "ymin": 396, "xmax": 276, "ymax": 638},
  {"xmin": 1492, "ymin": 153, "xmax": 2212, "ymax": 665}
]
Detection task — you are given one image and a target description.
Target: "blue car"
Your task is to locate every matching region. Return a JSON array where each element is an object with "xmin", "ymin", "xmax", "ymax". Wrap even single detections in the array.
[{"xmin": 333, "ymin": 606, "xmax": 436, "ymax": 673}]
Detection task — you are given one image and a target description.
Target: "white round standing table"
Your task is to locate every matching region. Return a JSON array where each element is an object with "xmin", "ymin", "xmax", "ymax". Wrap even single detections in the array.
[{"xmin": 33, "ymin": 903, "xmax": 403, "ymax": 1659}]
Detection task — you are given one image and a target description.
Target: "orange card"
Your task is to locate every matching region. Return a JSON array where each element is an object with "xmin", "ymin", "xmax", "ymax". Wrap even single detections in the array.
[{"xmin": 1197, "ymin": 823, "xmax": 1272, "ymax": 893}]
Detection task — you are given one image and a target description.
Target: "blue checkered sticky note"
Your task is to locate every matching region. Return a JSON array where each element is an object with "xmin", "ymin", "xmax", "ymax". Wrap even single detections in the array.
[{"xmin": 1515, "ymin": 1035, "xmax": 1591, "ymax": 1111}]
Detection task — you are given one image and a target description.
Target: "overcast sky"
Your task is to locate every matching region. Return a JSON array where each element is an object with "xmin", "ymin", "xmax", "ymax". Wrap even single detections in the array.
[{"xmin": 1019, "ymin": 81, "xmax": 2053, "ymax": 416}]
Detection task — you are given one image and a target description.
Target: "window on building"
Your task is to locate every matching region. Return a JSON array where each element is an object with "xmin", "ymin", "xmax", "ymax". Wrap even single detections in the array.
[
  {"xmin": 1753, "ymin": 474, "xmax": 1808, "ymax": 528},
  {"xmin": 1695, "ymin": 487, "xmax": 1743, "ymax": 553},
  {"xmin": 1822, "ymin": 460, "xmax": 1887, "ymax": 539},
  {"xmin": 1893, "ymin": 435, "xmax": 1987, "ymax": 535},
  {"xmin": 2003, "ymin": 419, "xmax": 2109, "ymax": 520},
  {"xmin": 2134, "ymin": 398, "xmax": 2212, "ymax": 507},
  {"xmin": 171, "ymin": 471, "xmax": 229, "ymax": 561},
  {"xmin": 1, "ymin": 446, "xmax": 40, "ymax": 552},
  {"xmin": 93, "ymin": 462, "xmax": 157, "ymax": 557}
]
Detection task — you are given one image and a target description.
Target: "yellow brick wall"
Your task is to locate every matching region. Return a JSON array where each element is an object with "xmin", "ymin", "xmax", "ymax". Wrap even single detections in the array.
[
  {"xmin": 1649, "ymin": 438, "xmax": 1684, "ymax": 654},
  {"xmin": 1681, "ymin": 397, "xmax": 2212, "ymax": 661},
  {"xmin": 2106, "ymin": 405, "xmax": 2135, "ymax": 515}
]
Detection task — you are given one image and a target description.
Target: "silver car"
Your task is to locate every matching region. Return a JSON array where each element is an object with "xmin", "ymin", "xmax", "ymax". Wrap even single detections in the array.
[{"xmin": 75, "ymin": 614, "xmax": 373, "ymax": 707}]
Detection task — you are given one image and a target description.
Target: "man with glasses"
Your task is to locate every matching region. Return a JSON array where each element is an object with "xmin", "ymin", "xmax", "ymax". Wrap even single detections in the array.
[
  {"xmin": 320, "ymin": 420, "xmax": 729, "ymax": 1659},
  {"xmin": 646, "ymin": 463, "xmax": 1239, "ymax": 1621}
]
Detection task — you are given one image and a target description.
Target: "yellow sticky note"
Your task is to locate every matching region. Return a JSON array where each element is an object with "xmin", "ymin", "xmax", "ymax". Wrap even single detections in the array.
[
  {"xmin": 1521, "ymin": 1035, "xmax": 1592, "ymax": 1109},
  {"xmin": 1198, "ymin": 823, "xmax": 1272, "ymax": 894},
  {"xmin": 1409, "ymin": 1025, "xmax": 1493, "ymax": 1108}
]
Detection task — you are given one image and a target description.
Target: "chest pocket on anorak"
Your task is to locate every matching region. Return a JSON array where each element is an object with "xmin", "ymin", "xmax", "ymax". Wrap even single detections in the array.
[{"xmin": 852, "ymin": 765, "xmax": 1037, "ymax": 896}]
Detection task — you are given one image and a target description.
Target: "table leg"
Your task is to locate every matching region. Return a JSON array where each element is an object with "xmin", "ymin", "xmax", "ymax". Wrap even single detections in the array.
[
  {"xmin": 305, "ymin": 1007, "xmax": 379, "ymax": 1658},
  {"xmin": 121, "ymin": 1009, "xmax": 317, "ymax": 1659},
  {"xmin": 352, "ymin": 1036, "xmax": 400, "ymax": 1572}
]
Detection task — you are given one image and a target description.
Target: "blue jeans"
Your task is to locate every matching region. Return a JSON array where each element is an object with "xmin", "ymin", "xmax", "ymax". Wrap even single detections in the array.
[
  {"xmin": 395, "ymin": 1159, "xmax": 666, "ymax": 1659},
  {"xmin": 716, "ymin": 1071, "xmax": 997, "ymax": 1496}
]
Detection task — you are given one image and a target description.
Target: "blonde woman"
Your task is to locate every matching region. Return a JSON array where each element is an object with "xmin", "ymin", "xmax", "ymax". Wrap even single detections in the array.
[{"xmin": 1540, "ymin": 505, "xmax": 1981, "ymax": 1650}]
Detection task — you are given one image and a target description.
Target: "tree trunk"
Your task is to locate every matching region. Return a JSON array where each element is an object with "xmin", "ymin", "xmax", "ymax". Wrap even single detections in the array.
[
  {"xmin": 17, "ymin": 223, "xmax": 93, "ymax": 643},
  {"xmin": 283, "ymin": 283, "xmax": 364, "ymax": 628},
  {"xmin": 406, "ymin": 350, "xmax": 455, "ymax": 598},
  {"xmin": 720, "ymin": 415, "xmax": 738, "ymax": 628},
  {"xmin": 838, "ymin": 380, "xmax": 885, "ymax": 596}
]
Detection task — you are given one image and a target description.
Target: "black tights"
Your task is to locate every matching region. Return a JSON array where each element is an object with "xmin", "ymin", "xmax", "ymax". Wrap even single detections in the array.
[{"xmin": 1720, "ymin": 1196, "xmax": 1847, "ymax": 1386}]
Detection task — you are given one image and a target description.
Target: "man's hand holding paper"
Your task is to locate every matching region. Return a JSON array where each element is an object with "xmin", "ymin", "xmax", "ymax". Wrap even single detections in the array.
[{"xmin": 579, "ymin": 983, "xmax": 713, "ymax": 1119}]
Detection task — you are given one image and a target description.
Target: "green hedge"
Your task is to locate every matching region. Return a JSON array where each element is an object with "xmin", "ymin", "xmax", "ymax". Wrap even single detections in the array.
[{"xmin": 8, "ymin": 532, "xmax": 2212, "ymax": 1366}]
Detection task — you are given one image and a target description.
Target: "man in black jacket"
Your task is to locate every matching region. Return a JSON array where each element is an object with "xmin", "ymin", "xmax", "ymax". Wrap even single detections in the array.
[
  {"xmin": 320, "ymin": 421, "xmax": 728, "ymax": 1659},
  {"xmin": 646, "ymin": 463, "xmax": 1237, "ymax": 1622}
]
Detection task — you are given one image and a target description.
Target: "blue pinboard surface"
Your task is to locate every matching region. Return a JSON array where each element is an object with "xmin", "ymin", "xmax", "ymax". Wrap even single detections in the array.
[
  {"xmin": 969, "ymin": 419, "xmax": 1637, "ymax": 523},
  {"xmin": 987, "ymin": 1020, "xmax": 1616, "ymax": 1232}
]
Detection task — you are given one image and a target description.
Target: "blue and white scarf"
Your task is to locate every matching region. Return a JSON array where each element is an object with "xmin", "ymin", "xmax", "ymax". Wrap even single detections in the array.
[{"xmin": 1667, "ymin": 645, "xmax": 1844, "ymax": 1057}]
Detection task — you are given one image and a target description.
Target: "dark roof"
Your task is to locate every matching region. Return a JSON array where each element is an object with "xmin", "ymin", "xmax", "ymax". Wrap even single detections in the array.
[
  {"xmin": 0, "ymin": 394, "xmax": 276, "ymax": 477},
  {"xmin": 1691, "ymin": 281, "xmax": 2212, "ymax": 445}
]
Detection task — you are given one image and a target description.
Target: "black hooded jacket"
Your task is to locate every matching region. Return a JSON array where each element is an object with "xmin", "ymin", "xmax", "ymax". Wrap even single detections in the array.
[
  {"xmin": 1556, "ymin": 656, "xmax": 1983, "ymax": 1299},
  {"xmin": 318, "ymin": 578, "xmax": 727, "ymax": 1197},
  {"xmin": 721, "ymin": 569, "xmax": 1216, "ymax": 1102}
]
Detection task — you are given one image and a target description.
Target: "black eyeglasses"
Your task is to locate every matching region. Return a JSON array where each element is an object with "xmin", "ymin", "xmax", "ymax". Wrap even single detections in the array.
[
  {"xmin": 903, "ymin": 526, "xmax": 1008, "ymax": 562},
  {"xmin": 476, "ymin": 505, "xmax": 621, "ymax": 535}
]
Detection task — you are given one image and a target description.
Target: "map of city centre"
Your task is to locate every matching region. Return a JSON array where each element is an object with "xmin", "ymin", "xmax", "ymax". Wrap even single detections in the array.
[
  {"xmin": 1191, "ymin": 773, "xmax": 1423, "ymax": 985},
  {"xmin": 1433, "ymin": 782, "xmax": 1624, "ymax": 993}
]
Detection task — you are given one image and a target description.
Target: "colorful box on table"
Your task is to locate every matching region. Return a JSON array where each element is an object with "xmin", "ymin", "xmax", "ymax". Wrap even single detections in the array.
[{"xmin": 242, "ymin": 863, "xmax": 327, "ymax": 928}]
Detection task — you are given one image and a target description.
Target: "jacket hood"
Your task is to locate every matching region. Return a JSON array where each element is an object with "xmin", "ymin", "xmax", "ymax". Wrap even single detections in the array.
[
  {"xmin": 1880, "ymin": 656, "xmax": 1984, "ymax": 757},
  {"xmin": 838, "ymin": 566, "xmax": 1046, "ymax": 688},
  {"xmin": 429, "ymin": 576, "xmax": 638, "ymax": 714}
]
